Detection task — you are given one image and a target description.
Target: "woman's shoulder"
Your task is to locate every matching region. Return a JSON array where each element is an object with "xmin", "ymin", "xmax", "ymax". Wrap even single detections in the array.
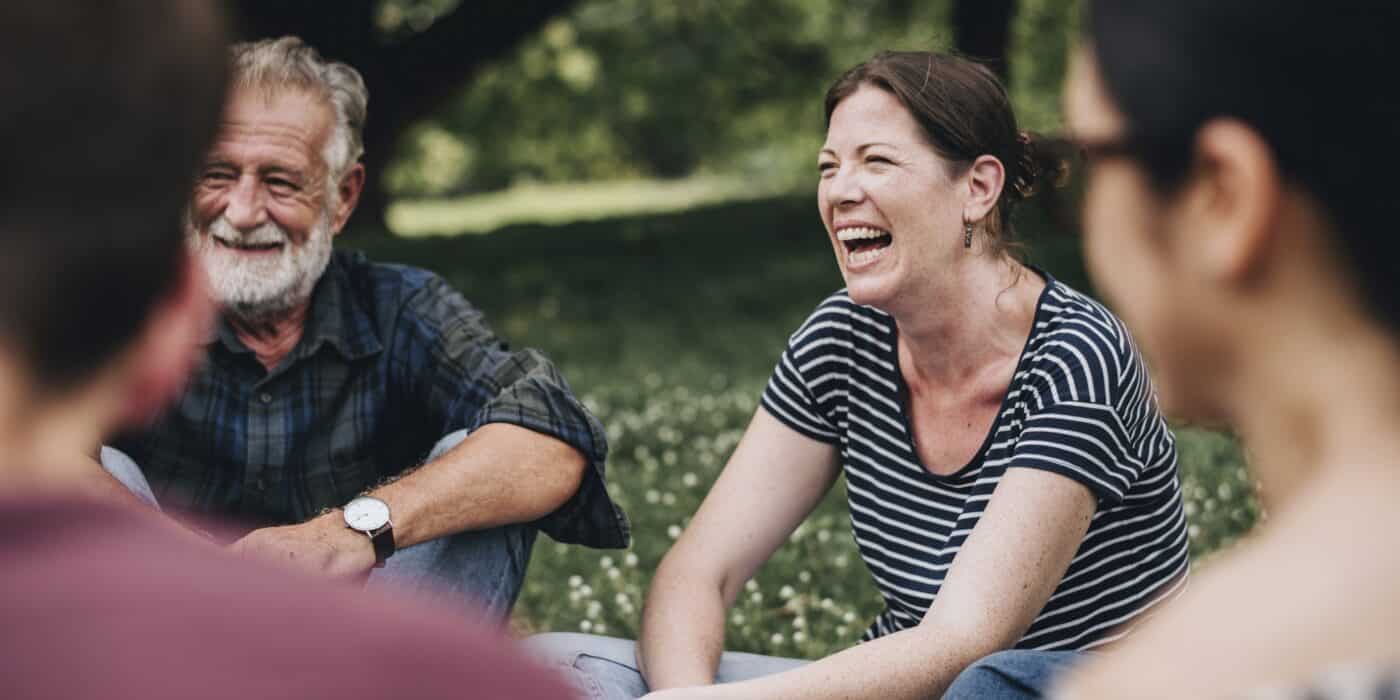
[
  {"xmin": 785, "ymin": 289, "xmax": 894, "ymax": 351},
  {"xmin": 1022, "ymin": 278, "xmax": 1144, "ymax": 401}
]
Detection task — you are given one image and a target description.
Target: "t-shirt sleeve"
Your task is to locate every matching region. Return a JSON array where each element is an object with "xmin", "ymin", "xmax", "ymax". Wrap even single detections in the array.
[
  {"xmin": 759, "ymin": 298, "xmax": 846, "ymax": 444},
  {"xmin": 1006, "ymin": 328, "xmax": 1153, "ymax": 505}
]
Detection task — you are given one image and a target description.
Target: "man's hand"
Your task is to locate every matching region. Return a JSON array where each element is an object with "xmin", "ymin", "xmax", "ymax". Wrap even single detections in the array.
[{"xmin": 230, "ymin": 512, "xmax": 376, "ymax": 580}]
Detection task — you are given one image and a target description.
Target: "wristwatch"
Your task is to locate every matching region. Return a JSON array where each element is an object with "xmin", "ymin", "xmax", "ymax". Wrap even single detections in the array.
[{"xmin": 343, "ymin": 496, "xmax": 395, "ymax": 568}]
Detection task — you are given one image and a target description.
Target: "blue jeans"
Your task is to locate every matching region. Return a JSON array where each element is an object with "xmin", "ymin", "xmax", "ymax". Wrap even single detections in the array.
[
  {"xmin": 524, "ymin": 633, "xmax": 809, "ymax": 699},
  {"xmin": 942, "ymin": 650, "xmax": 1088, "ymax": 699},
  {"xmin": 100, "ymin": 429, "xmax": 535, "ymax": 618}
]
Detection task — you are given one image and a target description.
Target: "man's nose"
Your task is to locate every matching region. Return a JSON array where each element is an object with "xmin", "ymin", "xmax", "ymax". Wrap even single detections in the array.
[{"xmin": 223, "ymin": 176, "xmax": 267, "ymax": 230}]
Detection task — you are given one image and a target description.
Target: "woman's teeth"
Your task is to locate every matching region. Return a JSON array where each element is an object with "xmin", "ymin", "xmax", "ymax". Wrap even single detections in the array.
[{"xmin": 837, "ymin": 226, "xmax": 893, "ymax": 266}]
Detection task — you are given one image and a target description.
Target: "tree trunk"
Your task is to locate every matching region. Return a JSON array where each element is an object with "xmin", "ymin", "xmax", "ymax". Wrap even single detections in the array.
[{"xmin": 952, "ymin": 0, "xmax": 1018, "ymax": 81}]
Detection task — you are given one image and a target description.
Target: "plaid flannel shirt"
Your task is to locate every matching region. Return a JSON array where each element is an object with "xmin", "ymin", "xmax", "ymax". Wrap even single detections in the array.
[{"xmin": 112, "ymin": 249, "xmax": 629, "ymax": 548}]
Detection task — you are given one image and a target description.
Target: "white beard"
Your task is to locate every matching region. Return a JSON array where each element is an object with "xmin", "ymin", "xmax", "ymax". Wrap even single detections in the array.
[{"xmin": 188, "ymin": 213, "xmax": 334, "ymax": 322}]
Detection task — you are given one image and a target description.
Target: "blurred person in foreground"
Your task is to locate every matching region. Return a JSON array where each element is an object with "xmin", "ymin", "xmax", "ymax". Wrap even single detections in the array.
[
  {"xmin": 1029, "ymin": 1, "xmax": 1400, "ymax": 698},
  {"xmin": 0, "ymin": 5, "xmax": 572, "ymax": 699},
  {"xmin": 529, "ymin": 51, "xmax": 1188, "ymax": 700},
  {"xmin": 99, "ymin": 36, "xmax": 628, "ymax": 615}
]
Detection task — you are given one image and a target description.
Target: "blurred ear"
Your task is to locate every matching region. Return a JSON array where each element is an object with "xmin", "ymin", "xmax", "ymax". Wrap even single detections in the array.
[
  {"xmin": 1175, "ymin": 119, "xmax": 1281, "ymax": 284},
  {"xmin": 963, "ymin": 154, "xmax": 1007, "ymax": 225},
  {"xmin": 116, "ymin": 252, "xmax": 214, "ymax": 428},
  {"xmin": 330, "ymin": 162, "xmax": 365, "ymax": 235}
]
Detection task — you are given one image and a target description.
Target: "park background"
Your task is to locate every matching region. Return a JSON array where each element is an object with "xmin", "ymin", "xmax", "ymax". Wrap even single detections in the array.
[{"xmin": 238, "ymin": 0, "xmax": 1256, "ymax": 656}]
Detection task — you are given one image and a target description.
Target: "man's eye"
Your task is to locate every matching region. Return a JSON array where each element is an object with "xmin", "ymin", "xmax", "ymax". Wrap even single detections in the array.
[
  {"xmin": 818, "ymin": 162, "xmax": 837, "ymax": 175},
  {"xmin": 202, "ymin": 171, "xmax": 234, "ymax": 182},
  {"xmin": 268, "ymin": 178, "xmax": 298, "ymax": 191},
  {"xmin": 866, "ymin": 156, "xmax": 893, "ymax": 165}
]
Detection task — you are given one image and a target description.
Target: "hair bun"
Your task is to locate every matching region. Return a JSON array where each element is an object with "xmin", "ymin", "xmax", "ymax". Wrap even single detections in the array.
[{"xmin": 1010, "ymin": 131, "xmax": 1075, "ymax": 202}]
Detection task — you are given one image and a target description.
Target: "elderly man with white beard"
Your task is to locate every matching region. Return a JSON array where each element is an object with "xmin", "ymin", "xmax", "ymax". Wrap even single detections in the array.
[{"xmin": 100, "ymin": 36, "xmax": 628, "ymax": 614}]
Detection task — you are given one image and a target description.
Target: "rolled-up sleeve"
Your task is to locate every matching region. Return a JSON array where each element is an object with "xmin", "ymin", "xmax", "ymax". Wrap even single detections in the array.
[{"xmin": 397, "ymin": 276, "xmax": 629, "ymax": 549}]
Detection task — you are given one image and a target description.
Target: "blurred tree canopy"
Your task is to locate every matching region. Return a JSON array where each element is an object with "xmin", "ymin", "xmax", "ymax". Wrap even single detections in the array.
[{"xmin": 386, "ymin": 0, "xmax": 1080, "ymax": 200}]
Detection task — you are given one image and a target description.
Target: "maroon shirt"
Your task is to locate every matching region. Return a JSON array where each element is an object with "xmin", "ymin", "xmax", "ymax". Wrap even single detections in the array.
[{"xmin": 0, "ymin": 495, "xmax": 576, "ymax": 699}]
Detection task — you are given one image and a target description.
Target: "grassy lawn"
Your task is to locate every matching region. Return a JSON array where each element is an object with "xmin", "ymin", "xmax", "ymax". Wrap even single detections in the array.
[{"xmin": 352, "ymin": 193, "xmax": 1258, "ymax": 658}]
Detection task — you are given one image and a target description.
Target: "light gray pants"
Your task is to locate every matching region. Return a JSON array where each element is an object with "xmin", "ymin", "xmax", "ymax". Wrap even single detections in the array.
[
  {"xmin": 524, "ymin": 633, "xmax": 809, "ymax": 699},
  {"xmin": 100, "ymin": 429, "xmax": 536, "ymax": 618}
]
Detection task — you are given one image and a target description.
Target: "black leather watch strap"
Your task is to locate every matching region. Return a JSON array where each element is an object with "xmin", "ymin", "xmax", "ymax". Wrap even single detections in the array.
[{"xmin": 368, "ymin": 524, "xmax": 395, "ymax": 568}]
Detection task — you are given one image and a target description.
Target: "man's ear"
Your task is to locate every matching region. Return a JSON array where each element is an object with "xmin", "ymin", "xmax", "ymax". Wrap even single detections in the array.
[
  {"xmin": 330, "ymin": 162, "xmax": 366, "ymax": 235},
  {"xmin": 963, "ymin": 154, "xmax": 1007, "ymax": 225},
  {"xmin": 117, "ymin": 252, "xmax": 214, "ymax": 428},
  {"xmin": 1176, "ymin": 119, "xmax": 1282, "ymax": 285}
]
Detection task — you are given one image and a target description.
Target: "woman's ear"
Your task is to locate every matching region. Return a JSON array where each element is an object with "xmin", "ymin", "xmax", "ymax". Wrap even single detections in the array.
[
  {"xmin": 1176, "ymin": 119, "xmax": 1282, "ymax": 285},
  {"xmin": 963, "ymin": 154, "xmax": 1007, "ymax": 224},
  {"xmin": 116, "ymin": 252, "xmax": 214, "ymax": 427}
]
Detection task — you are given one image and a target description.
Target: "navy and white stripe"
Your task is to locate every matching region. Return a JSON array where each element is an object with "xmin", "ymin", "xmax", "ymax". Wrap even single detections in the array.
[{"xmin": 761, "ymin": 275, "xmax": 1190, "ymax": 650}]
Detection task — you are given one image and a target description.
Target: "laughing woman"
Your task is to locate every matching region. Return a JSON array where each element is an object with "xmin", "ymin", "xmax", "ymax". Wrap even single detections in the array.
[{"xmin": 530, "ymin": 52, "xmax": 1188, "ymax": 700}]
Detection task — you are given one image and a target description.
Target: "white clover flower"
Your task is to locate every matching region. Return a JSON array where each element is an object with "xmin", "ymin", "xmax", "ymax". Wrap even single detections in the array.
[
  {"xmin": 579, "ymin": 585, "xmax": 593, "ymax": 597},
  {"xmin": 817, "ymin": 529, "xmax": 832, "ymax": 543},
  {"xmin": 568, "ymin": 575, "xmax": 583, "ymax": 589},
  {"xmin": 820, "ymin": 598, "xmax": 834, "ymax": 610},
  {"xmin": 798, "ymin": 571, "xmax": 811, "ymax": 584},
  {"xmin": 769, "ymin": 633, "xmax": 785, "ymax": 646},
  {"xmin": 731, "ymin": 612, "xmax": 746, "ymax": 625},
  {"xmin": 745, "ymin": 580, "xmax": 758, "ymax": 592},
  {"xmin": 779, "ymin": 585, "xmax": 795, "ymax": 600},
  {"xmin": 793, "ymin": 631, "xmax": 808, "ymax": 644},
  {"xmin": 834, "ymin": 555, "xmax": 848, "ymax": 568},
  {"xmin": 607, "ymin": 567, "xmax": 621, "ymax": 580},
  {"xmin": 624, "ymin": 553, "xmax": 639, "ymax": 567},
  {"xmin": 645, "ymin": 489, "xmax": 661, "ymax": 504},
  {"xmin": 569, "ymin": 591, "xmax": 582, "ymax": 604},
  {"xmin": 836, "ymin": 625, "xmax": 848, "ymax": 637},
  {"xmin": 661, "ymin": 492, "xmax": 677, "ymax": 506},
  {"xmin": 842, "ymin": 611, "xmax": 856, "ymax": 623},
  {"xmin": 600, "ymin": 556, "xmax": 615, "ymax": 569},
  {"xmin": 587, "ymin": 601, "xmax": 603, "ymax": 618},
  {"xmin": 792, "ymin": 616, "xmax": 806, "ymax": 629},
  {"xmin": 750, "ymin": 591, "xmax": 763, "ymax": 604},
  {"xmin": 667, "ymin": 525, "xmax": 682, "ymax": 539},
  {"xmin": 595, "ymin": 623, "xmax": 608, "ymax": 635},
  {"xmin": 615, "ymin": 593, "xmax": 630, "ymax": 606},
  {"xmin": 579, "ymin": 620, "xmax": 593, "ymax": 632},
  {"xmin": 682, "ymin": 472, "xmax": 698, "ymax": 487}
]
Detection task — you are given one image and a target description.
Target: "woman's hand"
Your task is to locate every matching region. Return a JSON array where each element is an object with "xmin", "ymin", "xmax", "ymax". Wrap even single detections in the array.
[{"xmin": 638, "ymin": 407, "xmax": 840, "ymax": 690}]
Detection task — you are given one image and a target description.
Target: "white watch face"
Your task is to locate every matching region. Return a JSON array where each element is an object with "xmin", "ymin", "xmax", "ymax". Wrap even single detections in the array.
[{"xmin": 343, "ymin": 497, "xmax": 390, "ymax": 532}]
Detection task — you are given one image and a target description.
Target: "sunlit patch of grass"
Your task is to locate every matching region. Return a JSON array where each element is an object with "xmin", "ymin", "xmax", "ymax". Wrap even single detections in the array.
[{"xmin": 387, "ymin": 176, "xmax": 795, "ymax": 237}]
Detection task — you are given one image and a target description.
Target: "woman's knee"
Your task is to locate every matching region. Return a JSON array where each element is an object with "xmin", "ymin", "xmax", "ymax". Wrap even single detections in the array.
[{"xmin": 944, "ymin": 650, "xmax": 1081, "ymax": 700}]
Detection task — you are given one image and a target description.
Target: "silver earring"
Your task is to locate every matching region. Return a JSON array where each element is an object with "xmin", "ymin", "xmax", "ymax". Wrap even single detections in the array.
[{"xmin": 964, "ymin": 221, "xmax": 973, "ymax": 248}]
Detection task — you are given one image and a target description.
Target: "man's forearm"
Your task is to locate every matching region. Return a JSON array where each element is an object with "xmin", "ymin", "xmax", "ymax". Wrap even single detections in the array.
[{"xmin": 365, "ymin": 422, "xmax": 586, "ymax": 548}]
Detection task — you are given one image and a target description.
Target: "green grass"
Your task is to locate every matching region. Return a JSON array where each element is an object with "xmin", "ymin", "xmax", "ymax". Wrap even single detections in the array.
[{"xmin": 351, "ymin": 194, "xmax": 1258, "ymax": 657}]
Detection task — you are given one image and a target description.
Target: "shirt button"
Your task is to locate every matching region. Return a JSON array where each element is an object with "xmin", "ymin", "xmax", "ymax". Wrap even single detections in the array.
[
  {"xmin": 259, "ymin": 392, "xmax": 272, "ymax": 404},
  {"xmin": 256, "ymin": 478, "xmax": 267, "ymax": 491}
]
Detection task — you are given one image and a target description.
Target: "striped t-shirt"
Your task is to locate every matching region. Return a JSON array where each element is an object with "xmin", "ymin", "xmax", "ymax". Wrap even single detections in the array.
[{"xmin": 761, "ymin": 275, "xmax": 1190, "ymax": 650}]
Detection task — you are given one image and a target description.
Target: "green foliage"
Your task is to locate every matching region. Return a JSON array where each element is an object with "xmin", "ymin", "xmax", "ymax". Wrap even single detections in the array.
[
  {"xmin": 385, "ymin": 0, "xmax": 1084, "ymax": 198},
  {"xmin": 351, "ymin": 194, "xmax": 1258, "ymax": 657}
]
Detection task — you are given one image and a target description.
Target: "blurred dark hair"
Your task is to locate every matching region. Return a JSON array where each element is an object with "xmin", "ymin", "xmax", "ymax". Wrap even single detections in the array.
[
  {"xmin": 0, "ymin": 4, "xmax": 228, "ymax": 389},
  {"xmin": 824, "ymin": 51, "xmax": 1072, "ymax": 258},
  {"xmin": 1087, "ymin": 0, "xmax": 1400, "ymax": 332}
]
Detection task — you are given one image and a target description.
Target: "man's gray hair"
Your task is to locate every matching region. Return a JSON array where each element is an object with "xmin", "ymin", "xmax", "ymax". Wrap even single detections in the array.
[{"xmin": 229, "ymin": 36, "xmax": 368, "ymax": 180}]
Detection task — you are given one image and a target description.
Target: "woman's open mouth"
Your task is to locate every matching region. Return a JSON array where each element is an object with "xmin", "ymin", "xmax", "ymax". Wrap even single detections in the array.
[{"xmin": 837, "ymin": 226, "xmax": 893, "ymax": 267}]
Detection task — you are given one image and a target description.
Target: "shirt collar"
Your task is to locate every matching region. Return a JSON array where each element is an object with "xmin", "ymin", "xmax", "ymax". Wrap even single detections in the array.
[{"xmin": 206, "ymin": 250, "xmax": 383, "ymax": 363}]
